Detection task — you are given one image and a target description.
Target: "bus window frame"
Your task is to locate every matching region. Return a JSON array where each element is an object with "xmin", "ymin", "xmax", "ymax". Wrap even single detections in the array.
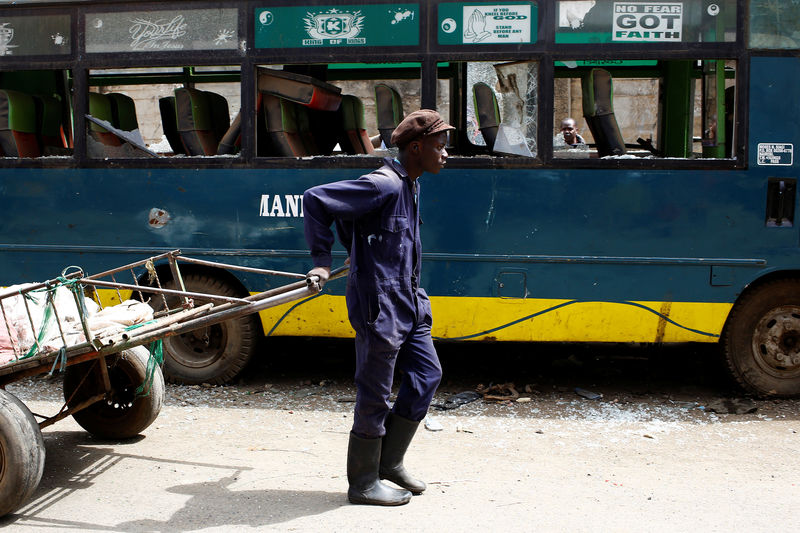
[
  {"xmin": 544, "ymin": 51, "xmax": 746, "ymax": 170},
  {"xmin": 0, "ymin": 0, "xmax": 750, "ymax": 171},
  {"xmin": 250, "ymin": 62, "xmax": 428, "ymax": 163},
  {"xmin": 432, "ymin": 53, "xmax": 747, "ymax": 171}
]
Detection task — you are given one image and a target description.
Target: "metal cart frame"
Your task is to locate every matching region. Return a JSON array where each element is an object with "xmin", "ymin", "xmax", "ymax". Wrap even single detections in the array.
[{"xmin": 0, "ymin": 250, "xmax": 343, "ymax": 517}]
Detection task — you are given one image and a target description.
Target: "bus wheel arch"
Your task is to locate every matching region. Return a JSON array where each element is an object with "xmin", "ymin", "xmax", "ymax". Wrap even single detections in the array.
[
  {"xmin": 138, "ymin": 264, "xmax": 262, "ymax": 385},
  {"xmin": 722, "ymin": 274, "xmax": 800, "ymax": 397}
]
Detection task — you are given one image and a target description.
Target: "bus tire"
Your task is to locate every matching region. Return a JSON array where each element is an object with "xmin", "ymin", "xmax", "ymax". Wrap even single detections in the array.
[
  {"xmin": 0, "ymin": 390, "xmax": 45, "ymax": 518},
  {"xmin": 157, "ymin": 273, "xmax": 258, "ymax": 385},
  {"xmin": 64, "ymin": 346, "xmax": 164, "ymax": 439},
  {"xmin": 723, "ymin": 278, "xmax": 800, "ymax": 397}
]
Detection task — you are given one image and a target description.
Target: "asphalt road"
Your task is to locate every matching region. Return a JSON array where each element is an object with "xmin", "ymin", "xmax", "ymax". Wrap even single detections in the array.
[{"xmin": 2, "ymin": 340, "xmax": 799, "ymax": 532}]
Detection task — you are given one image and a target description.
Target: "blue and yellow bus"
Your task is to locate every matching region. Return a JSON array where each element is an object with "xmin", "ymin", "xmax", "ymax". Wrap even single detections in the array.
[{"xmin": 1, "ymin": 0, "xmax": 799, "ymax": 395}]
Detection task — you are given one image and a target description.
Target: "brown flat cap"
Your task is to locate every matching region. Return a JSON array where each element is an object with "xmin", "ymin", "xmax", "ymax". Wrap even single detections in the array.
[{"xmin": 391, "ymin": 109, "xmax": 454, "ymax": 148}]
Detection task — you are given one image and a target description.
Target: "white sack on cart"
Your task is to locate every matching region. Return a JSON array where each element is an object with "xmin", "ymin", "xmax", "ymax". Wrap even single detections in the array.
[
  {"xmin": 0, "ymin": 286, "xmax": 152, "ymax": 364},
  {"xmin": 0, "ymin": 283, "xmax": 94, "ymax": 363},
  {"xmin": 0, "ymin": 320, "xmax": 19, "ymax": 365},
  {"xmin": 86, "ymin": 300, "xmax": 154, "ymax": 338}
]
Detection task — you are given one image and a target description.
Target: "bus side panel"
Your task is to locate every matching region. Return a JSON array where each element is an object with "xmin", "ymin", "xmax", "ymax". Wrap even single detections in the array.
[
  {"xmin": 418, "ymin": 158, "xmax": 796, "ymax": 342},
  {"xmin": 748, "ymin": 56, "xmax": 800, "ymax": 170}
]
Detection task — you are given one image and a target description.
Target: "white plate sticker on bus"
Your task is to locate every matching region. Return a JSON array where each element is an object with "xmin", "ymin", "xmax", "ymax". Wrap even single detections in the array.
[
  {"xmin": 612, "ymin": 2, "xmax": 683, "ymax": 42},
  {"xmin": 757, "ymin": 143, "xmax": 794, "ymax": 166},
  {"xmin": 460, "ymin": 5, "xmax": 531, "ymax": 43}
]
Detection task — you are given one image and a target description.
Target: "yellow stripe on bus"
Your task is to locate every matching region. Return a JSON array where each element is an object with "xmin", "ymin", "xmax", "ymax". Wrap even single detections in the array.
[
  {"xmin": 96, "ymin": 289, "xmax": 134, "ymax": 307},
  {"xmin": 255, "ymin": 295, "xmax": 731, "ymax": 343}
]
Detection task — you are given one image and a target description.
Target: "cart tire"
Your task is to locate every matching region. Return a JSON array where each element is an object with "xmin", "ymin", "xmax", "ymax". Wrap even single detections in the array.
[
  {"xmin": 155, "ymin": 274, "xmax": 259, "ymax": 385},
  {"xmin": 723, "ymin": 278, "xmax": 800, "ymax": 397},
  {"xmin": 0, "ymin": 390, "xmax": 45, "ymax": 518},
  {"xmin": 64, "ymin": 346, "xmax": 164, "ymax": 439}
]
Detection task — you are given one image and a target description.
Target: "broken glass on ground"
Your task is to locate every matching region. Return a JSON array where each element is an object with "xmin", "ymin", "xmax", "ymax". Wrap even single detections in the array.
[{"xmin": 433, "ymin": 390, "xmax": 482, "ymax": 410}]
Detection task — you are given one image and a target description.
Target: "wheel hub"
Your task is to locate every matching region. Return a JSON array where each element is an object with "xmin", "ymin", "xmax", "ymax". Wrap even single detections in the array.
[
  {"xmin": 165, "ymin": 324, "xmax": 227, "ymax": 369},
  {"xmin": 753, "ymin": 306, "xmax": 800, "ymax": 376}
]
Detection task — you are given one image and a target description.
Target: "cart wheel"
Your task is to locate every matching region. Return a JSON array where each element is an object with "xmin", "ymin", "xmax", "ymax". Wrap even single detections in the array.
[
  {"xmin": 723, "ymin": 278, "xmax": 800, "ymax": 397},
  {"xmin": 154, "ymin": 273, "xmax": 258, "ymax": 385},
  {"xmin": 63, "ymin": 346, "xmax": 164, "ymax": 439},
  {"xmin": 0, "ymin": 389, "xmax": 45, "ymax": 518}
]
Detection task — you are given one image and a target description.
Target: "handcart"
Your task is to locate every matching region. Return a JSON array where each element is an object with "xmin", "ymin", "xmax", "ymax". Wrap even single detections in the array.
[{"xmin": 0, "ymin": 250, "xmax": 344, "ymax": 517}]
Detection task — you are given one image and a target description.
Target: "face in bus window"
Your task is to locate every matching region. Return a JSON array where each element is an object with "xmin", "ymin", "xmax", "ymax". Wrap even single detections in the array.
[
  {"xmin": 413, "ymin": 132, "xmax": 449, "ymax": 175},
  {"xmin": 560, "ymin": 118, "xmax": 581, "ymax": 145}
]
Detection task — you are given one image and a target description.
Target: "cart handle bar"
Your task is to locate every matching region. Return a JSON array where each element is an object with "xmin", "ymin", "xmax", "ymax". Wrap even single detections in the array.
[{"xmin": 80, "ymin": 279, "xmax": 251, "ymax": 305}]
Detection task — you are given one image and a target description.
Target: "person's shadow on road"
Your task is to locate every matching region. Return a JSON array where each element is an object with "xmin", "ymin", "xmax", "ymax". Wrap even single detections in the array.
[
  {"xmin": 2, "ymin": 431, "xmax": 344, "ymax": 531},
  {"xmin": 117, "ymin": 473, "xmax": 344, "ymax": 532}
]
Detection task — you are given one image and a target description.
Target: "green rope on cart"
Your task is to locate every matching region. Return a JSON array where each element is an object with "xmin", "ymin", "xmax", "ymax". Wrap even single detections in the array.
[
  {"xmin": 23, "ymin": 288, "xmax": 57, "ymax": 359},
  {"xmin": 21, "ymin": 271, "xmax": 87, "ymax": 361},
  {"xmin": 134, "ymin": 339, "xmax": 163, "ymax": 398},
  {"xmin": 48, "ymin": 346, "xmax": 67, "ymax": 376},
  {"xmin": 60, "ymin": 274, "xmax": 92, "ymax": 321},
  {"xmin": 124, "ymin": 318, "xmax": 156, "ymax": 331}
]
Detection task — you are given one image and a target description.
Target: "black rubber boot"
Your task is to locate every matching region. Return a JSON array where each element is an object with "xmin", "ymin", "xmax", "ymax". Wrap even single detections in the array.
[
  {"xmin": 379, "ymin": 413, "xmax": 426, "ymax": 494},
  {"xmin": 347, "ymin": 432, "xmax": 412, "ymax": 506}
]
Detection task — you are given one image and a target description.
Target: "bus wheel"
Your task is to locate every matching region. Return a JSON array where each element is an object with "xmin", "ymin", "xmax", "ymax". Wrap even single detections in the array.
[
  {"xmin": 64, "ymin": 346, "xmax": 164, "ymax": 439},
  {"xmin": 0, "ymin": 390, "xmax": 45, "ymax": 518},
  {"xmin": 157, "ymin": 274, "xmax": 258, "ymax": 385},
  {"xmin": 723, "ymin": 279, "xmax": 800, "ymax": 397}
]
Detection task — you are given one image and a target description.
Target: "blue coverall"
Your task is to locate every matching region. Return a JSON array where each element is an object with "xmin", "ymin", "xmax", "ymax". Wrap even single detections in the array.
[{"xmin": 303, "ymin": 158, "xmax": 442, "ymax": 439}]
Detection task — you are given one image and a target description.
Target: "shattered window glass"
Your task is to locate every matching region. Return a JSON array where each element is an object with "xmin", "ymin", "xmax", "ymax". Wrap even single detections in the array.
[
  {"xmin": 0, "ymin": 70, "xmax": 73, "ymax": 159},
  {"xmin": 466, "ymin": 61, "xmax": 538, "ymax": 157},
  {"xmin": 87, "ymin": 66, "xmax": 241, "ymax": 159},
  {"xmin": 553, "ymin": 59, "xmax": 736, "ymax": 160}
]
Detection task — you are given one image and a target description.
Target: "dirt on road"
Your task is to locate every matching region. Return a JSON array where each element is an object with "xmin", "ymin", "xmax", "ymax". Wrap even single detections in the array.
[{"xmin": 1, "ymin": 341, "xmax": 799, "ymax": 532}]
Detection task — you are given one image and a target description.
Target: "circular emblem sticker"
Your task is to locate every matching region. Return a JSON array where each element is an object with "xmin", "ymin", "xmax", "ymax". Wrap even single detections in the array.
[{"xmin": 259, "ymin": 11, "xmax": 274, "ymax": 26}]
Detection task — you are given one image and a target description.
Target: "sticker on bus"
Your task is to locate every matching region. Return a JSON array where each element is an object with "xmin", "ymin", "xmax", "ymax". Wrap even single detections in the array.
[
  {"xmin": 85, "ymin": 9, "xmax": 239, "ymax": 53},
  {"xmin": 612, "ymin": 2, "xmax": 683, "ymax": 42},
  {"xmin": 757, "ymin": 143, "xmax": 794, "ymax": 166},
  {"xmin": 555, "ymin": 0, "xmax": 737, "ymax": 44},
  {"xmin": 438, "ymin": 2, "xmax": 537, "ymax": 45},
  {"xmin": 255, "ymin": 5, "xmax": 420, "ymax": 48}
]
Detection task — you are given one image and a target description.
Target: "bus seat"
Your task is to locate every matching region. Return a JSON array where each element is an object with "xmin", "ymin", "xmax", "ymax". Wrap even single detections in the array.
[
  {"xmin": 581, "ymin": 68, "xmax": 626, "ymax": 157},
  {"xmin": 338, "ymin": 94, "xmax": 373, "ymax": 154},
  {"xmin": 294, "ymin": 103, "xmax": 319, "ymax": 155},
  {"xmin": 107, "ymin": 92, "xmax": 148, "ymax": 147},
  {"xmin": 33, "ymin": 94, "xmax": 66, "ymax": 153},
  {"xmin": 88, "ymin": 92, "xmax": 121, "ymax": 147},
  {"xmin": 107, "ymin": 93, "xmax": 139, "ymax": 133},
  {"xmin": 174, "ymin": 87, "xmax": 220, "ymax": 156},
  {"xmin": 258, "ymin": 68, "xmax": 342, "ymax": 111},
  {"xmin": 204, "ymin": 91, "xmax": 231, "ymax": 149},
  {"xmin": 0, "ymin": 89, "xmax": 41, "ymax": 158},
  {"xmin": 375, "ymin": 83, "xmax": 403, "ymax": 147},
  {"xmin": 158, "ymin": 96, "xmax": 186, "ymax": 155},
  {"xmin": 472, "ymin": 82, "xmax": 501, "ymax": 152},
  {"xmin": 725, "ymin": 85, "xmax": 735, "ymax": 158},
  {"xmin": 255, "ymin": 93, "xmax": 270, "ymax": 156},
  {"xmin": 307, "ymin": 108, "xmax": 339, "ymax": 155},
  {"xmin": 217, "ymin": 110, "xmax": 241, "ymax": 155},
  {"xmin": 260, "ymin": 93, "xmax": 309, "ymax": 157}
]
